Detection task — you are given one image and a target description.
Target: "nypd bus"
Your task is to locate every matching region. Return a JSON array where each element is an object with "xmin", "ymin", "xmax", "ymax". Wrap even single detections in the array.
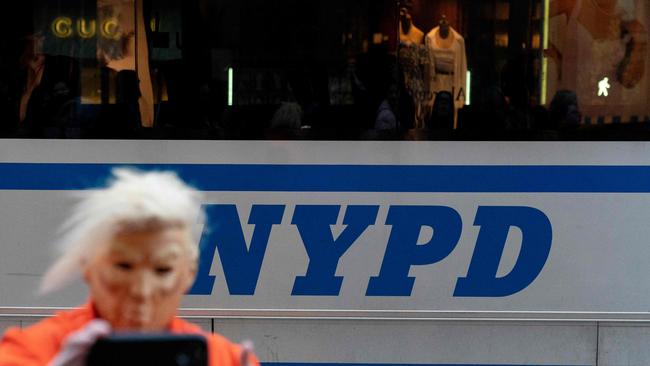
[
  {"xmin": 2, "ymin": 0, "xmax": 650, "ymax": 364},
  {"xmin": 2, "ymin": 140, "xmax": 650, "ymax": 366}
]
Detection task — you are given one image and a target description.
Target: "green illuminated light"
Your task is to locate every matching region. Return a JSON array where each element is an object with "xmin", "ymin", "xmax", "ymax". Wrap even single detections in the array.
[
  {"xmin": 541, "ymin": 0, "xmax": 550, "ymax": 105},
  {"xmin": 466, "ymin": 71, "xmax": 471, "ymax": 106},
  {"xmin": 228, "ymin": 68, "xmax": 234, "ymax": 107}
]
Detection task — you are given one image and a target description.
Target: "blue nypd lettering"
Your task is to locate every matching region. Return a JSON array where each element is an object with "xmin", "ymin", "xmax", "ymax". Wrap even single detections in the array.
[
  {"xmin": 366, "ymin": 206, "xmax": 463, "ymax": 296},
  {"xmin": 189, "ymin": 204, "xmax": 553, "ymax": 297},
  {"xmin": 454, "ymin": 206, "xmax": 553, "ymax": 297},
  {"xmin": 190, "ymin": 205, "xmax": 285, "ymax": 295},
  {"xmin": 291, "ymin": 205, "xmax": 379, "ymax": 296}
]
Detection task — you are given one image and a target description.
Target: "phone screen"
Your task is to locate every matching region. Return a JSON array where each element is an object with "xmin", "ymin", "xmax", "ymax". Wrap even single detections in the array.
[{"xmin": 86, "ymin": 333, "xmax": 208, "ymax": 366}]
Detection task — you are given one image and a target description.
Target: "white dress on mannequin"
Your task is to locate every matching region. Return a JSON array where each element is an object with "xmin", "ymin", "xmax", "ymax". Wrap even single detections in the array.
[{"xmin": 425, "ymin": 26, "xmax": 467, "ymax": 128}]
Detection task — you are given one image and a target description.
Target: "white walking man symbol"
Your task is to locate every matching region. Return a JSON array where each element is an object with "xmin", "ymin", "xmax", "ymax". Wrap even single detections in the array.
[{"xmin": 598, "ymin": 77, "xmax": 611, "ymax": 97}]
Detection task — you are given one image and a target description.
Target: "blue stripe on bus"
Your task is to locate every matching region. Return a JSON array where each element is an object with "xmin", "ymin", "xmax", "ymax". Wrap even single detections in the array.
[
  {"xmin": 0, "ymin": 162, "xmax": 649, "ymax": 193},
  {"xmin": 262, "ymin": 363, "xmax": 589, "ymax": 366}
]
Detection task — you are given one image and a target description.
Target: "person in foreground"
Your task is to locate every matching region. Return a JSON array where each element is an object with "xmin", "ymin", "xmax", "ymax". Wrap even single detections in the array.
[{"xmin": 0, "ymin": 169, "xmax": 258, "ymax": 366}]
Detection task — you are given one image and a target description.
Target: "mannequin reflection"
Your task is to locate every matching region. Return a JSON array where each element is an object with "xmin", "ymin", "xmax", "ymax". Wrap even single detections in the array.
[
  {"xmin": 397, "ymin": 2, "xmax": 432, "ymax": 129},
  {"xmin": 435, "ymin": 15, "xmax": 454, "ymax": 49},
  {"xmin": 10, "ymin": 33, "xmax": 80, "ymax": 137},
  {"xmin": 425, "ymin": 15, "xmax": 467, "ymax": 129},
  {"xmin": 98, "ymin": 0, "xmax": 154, "ymax": 127},
  {"xmin": 18, "ymin": 35, "xmax": 46, "ymax": 124},
  {"xmin": 399, "ymin": 6, "xmax": 424, "ymax": 45}
]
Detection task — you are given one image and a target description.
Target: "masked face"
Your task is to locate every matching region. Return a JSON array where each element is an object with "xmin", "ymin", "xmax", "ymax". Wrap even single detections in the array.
[{"xmin": 84, "ymin": 227, "xmax": 196, "ymax": 331}]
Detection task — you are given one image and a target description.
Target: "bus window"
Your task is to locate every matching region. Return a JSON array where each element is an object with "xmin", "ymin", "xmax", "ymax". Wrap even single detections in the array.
[{"xmin": 0, "ymin": 0, "xmax": 648, "ymax": 140}]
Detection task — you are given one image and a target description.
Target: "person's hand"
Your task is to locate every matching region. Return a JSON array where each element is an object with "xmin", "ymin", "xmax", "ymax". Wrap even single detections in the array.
[
  {"xmin": 47, "ymin": 319, "xmax": 111, "ymax": 366},
  {"xmin": 240, "ymin": 340, "xmax": 254, "ymax": 366}
]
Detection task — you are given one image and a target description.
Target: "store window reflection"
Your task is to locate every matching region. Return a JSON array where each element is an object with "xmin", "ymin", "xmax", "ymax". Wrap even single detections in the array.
[
  {"xmin": 546, "ymin": 0, "xmax": 648, "ymax": 126},
  {"xmin": 0, "ymin": 0, "xmax": 648, "ymax": 140},
  {"xmin": 1, "ymin": 29, "xmax": 80, "ymax": 138}
]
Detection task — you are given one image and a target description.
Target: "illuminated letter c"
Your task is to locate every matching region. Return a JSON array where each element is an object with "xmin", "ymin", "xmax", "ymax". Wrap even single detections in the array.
[
  {"xmin": 101, "ymin": 18, "xmax": 121, "ymax": 40},
  {"xmin": 52, "ymin": 17, "xmax": 73, "ymax": 38}
]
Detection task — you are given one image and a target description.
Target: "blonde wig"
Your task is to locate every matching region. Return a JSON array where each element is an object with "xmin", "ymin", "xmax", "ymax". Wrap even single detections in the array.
[{"xmin": 39, "ymin": 168, "xmax": 204, "ymax": 294}]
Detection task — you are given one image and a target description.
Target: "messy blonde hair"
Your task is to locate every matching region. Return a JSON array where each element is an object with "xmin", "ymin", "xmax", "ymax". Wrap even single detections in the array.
[{"xmin": 39, "ymin": 168, "xmax": 204, "ymax": 294}]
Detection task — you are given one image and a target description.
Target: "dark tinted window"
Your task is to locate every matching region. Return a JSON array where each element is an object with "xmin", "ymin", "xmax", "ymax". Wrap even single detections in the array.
[{"xmin": 1, "ymin": 0, "xmax": 648, "ymax": 140}]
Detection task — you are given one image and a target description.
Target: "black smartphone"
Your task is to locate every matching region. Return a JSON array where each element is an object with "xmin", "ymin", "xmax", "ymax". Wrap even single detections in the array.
[{"xmin": 86, "ymin": 333, "xmax": 208, "ymax": 366}]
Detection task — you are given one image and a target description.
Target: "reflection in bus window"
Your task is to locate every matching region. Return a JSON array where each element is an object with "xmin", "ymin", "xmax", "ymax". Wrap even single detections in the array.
[
  {"xmin": 547, "ymin": 0, "xmax": 648, "ymax": 126},
  {"xmin": 98, "ymin": 0, "xmax": 154, "ymax": 128},
  {"xmin": 0, "ymin": 0, "xmax": 648, "ymax": 140},
  {"xmin": 2, "ymin": 32, "xmax": 80, "ymax": 138}
]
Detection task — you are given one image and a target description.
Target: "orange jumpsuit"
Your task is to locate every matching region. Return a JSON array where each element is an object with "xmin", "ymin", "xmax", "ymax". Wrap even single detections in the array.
[{"xmin": 0, "ymin": 302, "xmax": 258, "ymax": 366}]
